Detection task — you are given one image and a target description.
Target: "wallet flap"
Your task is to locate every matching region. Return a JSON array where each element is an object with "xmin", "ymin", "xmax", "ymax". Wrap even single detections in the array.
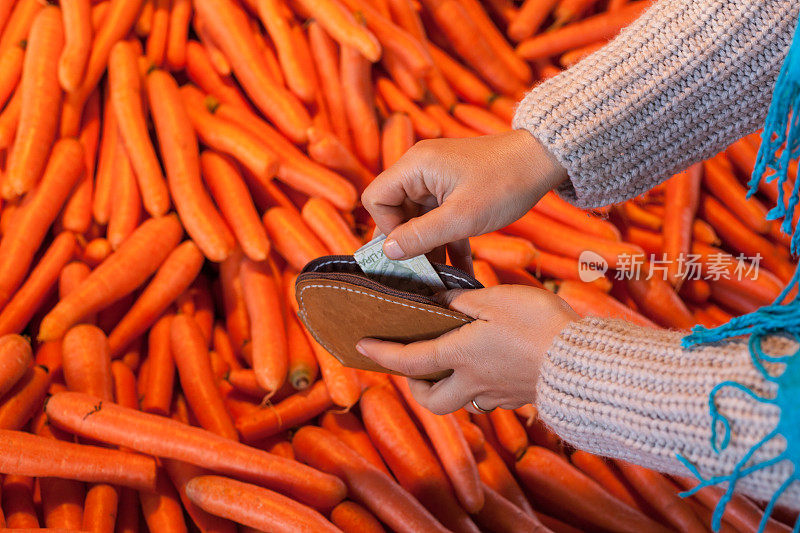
[{"xmin": 297, "ymin": 277, "xmax": 474, "ymax": 381}]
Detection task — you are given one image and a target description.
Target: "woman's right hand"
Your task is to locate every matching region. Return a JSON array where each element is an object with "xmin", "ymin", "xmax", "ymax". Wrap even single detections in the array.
[{"xmin": 361, "ymin": 130, "xmax": 567, "ymax": 272}]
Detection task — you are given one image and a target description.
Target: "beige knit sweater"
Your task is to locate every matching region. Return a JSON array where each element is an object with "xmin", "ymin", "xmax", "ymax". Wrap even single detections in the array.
[{"xmin": 514, "ymin": 0, "xmax": 800, "ymax": 507}]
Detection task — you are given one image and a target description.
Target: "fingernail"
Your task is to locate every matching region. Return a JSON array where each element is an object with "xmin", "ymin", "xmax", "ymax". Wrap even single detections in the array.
[
  {"xmin": 355, "ymin": 342, "xmax": 368, "ymax": 356},
  {"xmin": 383, "ymin": 238, "xmax": 405, "ymax": 260}
]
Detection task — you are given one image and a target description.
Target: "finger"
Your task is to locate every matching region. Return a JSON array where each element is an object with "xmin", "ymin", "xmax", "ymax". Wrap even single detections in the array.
[
  {"xmin": 356, "ymin": 337, "xmax": 450, "ymax": 377},
  {"xmin": 408, "ymin": 375, "xmax": 473, "ymax": 415},
  {"xmin": 361, "ymin": 156, "xmax": 432, "ymax": 238},
  {"xmin": 463, "ymin": 396, "xmax": 497, "ymax": 415},
  {"xmin": 446, "ymin": 238, "xmax": 473, "ymax": 276},
  {"xmin": 438, "ymin": 287, "xmax": 494, "ymax": 319},
  {"xmin": 384, "ymin": 198, "xmax": 471, "ymax": 260}
]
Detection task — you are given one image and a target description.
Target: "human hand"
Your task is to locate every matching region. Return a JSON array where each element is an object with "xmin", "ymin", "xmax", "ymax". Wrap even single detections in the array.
[
  {"xmin": 355, "ymin": 285, "xmax": 579, "ymax": 414},
  {"xmin": 361, "ymin": 130, "xmax": 567, "ymax": 273}
]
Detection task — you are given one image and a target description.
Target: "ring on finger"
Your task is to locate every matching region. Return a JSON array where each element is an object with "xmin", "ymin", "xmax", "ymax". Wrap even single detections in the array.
[{"xmin": 471, "ymin": 398, "xmax": 494, "ymax": 414}]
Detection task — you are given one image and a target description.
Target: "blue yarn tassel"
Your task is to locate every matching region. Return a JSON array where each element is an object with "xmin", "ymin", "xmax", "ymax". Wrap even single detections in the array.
[{"xmin": 680, "ymin": 17, "xmax": 800, "ymax": 533}]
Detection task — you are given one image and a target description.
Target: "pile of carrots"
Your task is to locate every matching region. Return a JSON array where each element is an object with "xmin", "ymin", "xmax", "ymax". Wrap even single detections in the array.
[{"xmin": 0, "ymin": 0, "xmax": 795, "ymax": 531}]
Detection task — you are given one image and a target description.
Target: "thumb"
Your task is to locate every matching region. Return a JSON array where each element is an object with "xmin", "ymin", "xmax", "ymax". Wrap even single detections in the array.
[{"xmin": 383, "ymin": 199, "xmax": 470, "ymax": 260}]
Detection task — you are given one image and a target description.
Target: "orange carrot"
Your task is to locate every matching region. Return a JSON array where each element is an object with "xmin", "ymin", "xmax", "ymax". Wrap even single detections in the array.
[
  {"xmin": 307, "ymin": 126, "xmax": 375, "ymax": 191},
  {"xmin": 570, "ymin": 451, "xmax": 641, "ymax": 512},
  {"xmin": 0, "ymin": 40, "xmax": 25, "ymax": 111},
  {"xmin": 194, "ymin": 0, "xmax": 312, "ymax": 143},
  {"xmin": 39, "ymin": 215, "xmax": 183, "ymax": 342},
  {"xmin": 700, "ymin": 195, "xmax": 794, "ymax": 283},
  {"xmin": 60, "ymin": 0, "xmax": 144, "ymax": 138},
  {"xmin": 106, "ymin": 137, "xmax": 141, "ymax": 250},
  {"xmin": 109, "ymin": 40, "xmax": 170, "ymax": 216},
  {"xmin": 320, "ymin": 410, "xmax": 392, "ymax": 476},
  {"xmin": 393, "ymin": 376, "xmax": 484, "ymax": 513},
  {"xmin": 0, "ymin": 139, "xmax": 83, "ymax": 309},
  {"xmin": 305, "ymin": 331, "xmax": 362, "ymax": 410},
  {"xmin": 108, "ymin": 241, "xmax": 203, "ymax": 357},
  {"xmin": 5, "ymin": 6, "xmax": 64, "ymax": 198},
  {"xmin": 147, "ymin": 71, "xmax": 235, "ymax": 262},
  {"xmin": 0, "ymin": 366, "xmax": 50, "ymax": 430},
  {"xmin": 508, "ymin": 0, "xmax": 559, "ymax": 41},
  {"xmin": 2, "ymin": 475, "xmax": 39, "ymax": 528},
  {"xmin": 663, "ymin": 165, "xmax": 702, "ymax": 285},
  {"xmin": 488, "ymin": 409, "xmax": 528, "ymax": 460},
  {"xmin": 181, "ymin": 86, "xmax": 280, "ymax": 185},
  {"xmin": 61, "ymin": 88, "xmax": 100, "ymax": 235},
  {"xmin": 293, "ymin": 425, "xmax": 449, "ymax": 533},
  {"xmin": 235, "ymin": 380, "xmax": 333, "ymax": 442},
  {"xmin": 470, "ymin": 233, "xmax": 537, "ymax": 270},
  {"xmin": 46, "ymin": 391, "xmax": 346, "ymax": 508},
  {"xmin": 616, "ymin": 462, "xmax": 706, "ymax": 533},
  {"xmin": 263, "ymin": 207, "xmax": 330, "ymax": 270},
  {"xmin": 0, "ymin": 88, "xmax": 21, "ymax": 148},
  {"xmin": 429, "ymin": 2, "xmax": 525, "ymax": 97},
  {"xmin": 294, "ymin": 0, "xmax": 381, "ymax": 62},
  {"xmin": 91, "ymin": 83, "xmax": 117, "ymax": 224},
  {"xmin": 556, "ymin": 280, "xmax": 656, "ymax": 326},
  {"xmin": 516, "ymin": 1, "xmax": 652, "ymax": 59},
  {"xmin": 380, "ymin": 113, "xmax": 416, "ymax": 171},
  {"xmin": 163, "ymin": 459, "xmax": 237, "ymax": 533},
  {"xmin": 111, "ymin": 360, "xmax": 137, "ymax": 410},
  {"xmin": 534, "ymin": 192, "xmax": 621, "ymax": 241},
  {"xmin": 219, "ymin": 249, "xmax": 251, "ymax": 353},
  {"xmin": 340, "ymin": 44, "xmax": 380, "ymax": 173},
  {"xmin": 139, "ymin": 315, "xmax": 175, "ymax": 415},
  {"xmin": 493, "ymin": 266, "xmax": 544, "ymax": 288},
  {"xmin": 476, "ymin": 435, "xmax": 537, "ymax": 516},
  {"xmin": 170, "ymin": 314, "xmax": 239, "ymax": 440},
  {"xmin": 0, "ymin": 0, "xmax": 42, "ymax": 56},
  {"xmin": 139, "ymin": 472, "xmax": 188, "ymax": 533},
  {"xmin": 187, "ymin": 475, "xmax": 341, "ymax": 532},
  {"xmin": 212, "ymin": 99, "xmax": 358, "ymax": 210},
  {"xmin": 529, "ymin": 249, "xmax": 610, "ymax": 291},
  {"xmin": 452, "ymin": 103, "xmax": 509, "ymax": 135},
  {"xmin": 307, "ymin": 21, "xmax": 353, "ymax": 151},
  {"xmin": 505, "ymin": 210, "xmax": 644, "ymax": 269},
  {"xmin": 145, "ymin": 0, "xmax": 169, "ymax": 66},
  {"xmin": 164, "ymin": 0, "xmax": 191, "ymax": 69},
  {"xmin": 301, "ymin": 197, "xmax": 363, "ymax": 254},
  {"xmin": 239, "ymin": 258, "xmax": 289, "ymax": 395},
  {"xmin": 472, "ymin": 259, "xmax": 500, "ymax": 287},
  {"xmin": 331, "ymin": 500, "xmax": 386, "ymax": 533},
  {"xmin": 82, "ymin": 483, "xmax": 119, "ymax": 533},
  {"xmin": 62, "ymin": 325, "xmax": 114, "ymax": 401},
  {"xmin": 193, "ymin": 11, "xmax": 231, "ymax": 76},
  {"xmin": 517, "ymin": 446, "xmax": 671, "ymax": 533},
  {"xmin": 35, "ymin": 416, "xmax": 86, "ymax": 530},
  {"xmin": 427, "ymin": 43, "xmax": 494, "ymax": 106},
  {"xmin": 0, "ymin": 231, "xmax": 75, "ymax": 336},
  {"xmin": 184, "ymin": 40, "xmax": 251, "ymax": 110},
  {"xmin": 0, "ymin": 335, "xmax": 31, "ymax": 399},
  {"xmin": 424, "ymin": 105, "xmax": 481, "ymax": 138},
  {"xmin": 376, "ymin": 77, "xmax": 441, "ymax": 139},
  {"xmin": 552, "ymin": 0, "xmax": 601, "ymax": 27},
  {"xmin": 360, "ymin": 386, "xmax": 479, "ymax": 533},
  {"xmin": 474, "ymin": 482, "xmax": 551, "ymax": 533},
  {"xmin": 626, "ymin": 275, "xmax": 695, "ymax": 329},
  {"xmin": 58, "ymin": 0, "xmax": 91, "ymax": 92},
  {"xmin": 286, "ymin": 310, "xmax": 318, "ymax": 390},
  {"xmin": 457, "ymin": 0, "xmax": 532, "ymax": 83},
  {"xmin": 704, "ymin": 154, "xmax": 770, "ymax": 234},
  {"xmin": 257, "ymin": 0, "xmax": 315, "ymax": 104},
  {"xmin": 201, "ymin": 151, "xmax": 271, "ymax": 261}
]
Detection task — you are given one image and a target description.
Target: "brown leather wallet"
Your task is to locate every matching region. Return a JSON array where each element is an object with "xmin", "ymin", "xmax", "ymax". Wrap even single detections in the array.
[{"xmin": 295, "ymin": 255, "xmax": 483, "ymax": 381}]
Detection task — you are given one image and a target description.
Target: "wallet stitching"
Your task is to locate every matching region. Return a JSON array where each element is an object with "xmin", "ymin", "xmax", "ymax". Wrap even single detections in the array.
[
  {"xmin": 310, "ymin": 259, "xmax": 480, "ymax": 288},
  {"xmin": 298, "ymin": 283, "xmax": 471, "ymax": 323}
]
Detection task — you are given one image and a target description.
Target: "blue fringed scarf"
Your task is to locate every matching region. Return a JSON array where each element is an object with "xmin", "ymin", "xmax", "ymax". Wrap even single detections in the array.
[{"xmin": 679, "ymin": 15, "xmax": 800, "ymax": 533}]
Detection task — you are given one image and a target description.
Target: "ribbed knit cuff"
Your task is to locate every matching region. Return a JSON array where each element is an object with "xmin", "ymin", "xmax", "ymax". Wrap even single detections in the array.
[
  {"xmin": 513, "ymin": 0, "xmax": 798, "ymax": 209},
  {"xmin": 537, "ymin": 317, "xmax": 798, "ymax": 505}
]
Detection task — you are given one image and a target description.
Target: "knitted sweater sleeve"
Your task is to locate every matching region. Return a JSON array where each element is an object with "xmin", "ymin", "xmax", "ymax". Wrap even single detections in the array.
[
  {"xmin": 537, "ymin": 317, "xmax": 799, "ymax": 506},
  {"xmin": 512, "ymin": 0, "xmax": 799, "ymax": 208}
]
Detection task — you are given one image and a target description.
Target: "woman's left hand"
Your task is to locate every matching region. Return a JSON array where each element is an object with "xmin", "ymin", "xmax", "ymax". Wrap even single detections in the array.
[{"xmin": 356, "ymin": 285, "xmax": 579, "ymax": 414}]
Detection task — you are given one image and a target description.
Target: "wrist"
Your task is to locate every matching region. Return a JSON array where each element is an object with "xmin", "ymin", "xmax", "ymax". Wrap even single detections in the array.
[{"xmin": 511, "ymin": 129, "xmax": 568, "ymax": 196}]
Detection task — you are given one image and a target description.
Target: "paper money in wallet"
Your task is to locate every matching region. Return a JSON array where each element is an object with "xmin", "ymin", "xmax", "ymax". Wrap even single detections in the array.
[{"xmin": 353, "ymin": 234, "xmax": 446, "ymax": 295}]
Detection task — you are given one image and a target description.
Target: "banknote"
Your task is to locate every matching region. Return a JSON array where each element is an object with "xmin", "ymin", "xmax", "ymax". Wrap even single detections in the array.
[{"xmin": 354, "ymin": 234, "xmax": 446, "ymax": 295}]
